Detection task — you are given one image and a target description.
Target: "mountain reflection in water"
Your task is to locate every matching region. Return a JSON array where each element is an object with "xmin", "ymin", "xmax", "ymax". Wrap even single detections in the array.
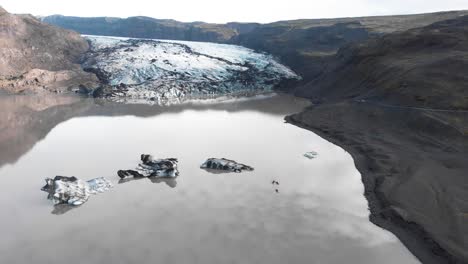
[{"xmin": 0, "ymin": 93, "xmax": 419, "ymax": 264}]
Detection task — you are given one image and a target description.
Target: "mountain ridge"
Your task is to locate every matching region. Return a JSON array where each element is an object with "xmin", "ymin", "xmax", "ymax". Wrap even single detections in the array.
[
  {"xmin": 42, "ymin": 14, "xmax": 261, "ymax": 43},
  {"xmin": 42, "ymin": 10, "xmax": 468, "ymax": 83}
]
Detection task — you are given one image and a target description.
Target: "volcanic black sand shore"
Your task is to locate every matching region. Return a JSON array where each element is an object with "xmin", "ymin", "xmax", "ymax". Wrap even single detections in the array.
[{"xmin": 287, "ymin": 101, "xmax": 468, "ymax": 264}]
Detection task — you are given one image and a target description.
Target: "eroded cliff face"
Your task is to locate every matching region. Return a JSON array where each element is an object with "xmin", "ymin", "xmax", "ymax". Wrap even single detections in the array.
[{"xmin": 0, "ymin": 7, "xmax": 98, "ymax": 93}]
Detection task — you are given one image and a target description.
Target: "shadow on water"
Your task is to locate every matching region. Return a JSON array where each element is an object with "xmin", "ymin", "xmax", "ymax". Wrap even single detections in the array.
[
  {"xmin": 51, "ymin": 204, "xmax": 82, "ymax": 215},
  {"xmin": 118, "ymin": 176, "xmax": 178, "ymax": 188},
  {"xmin": 200, "ymin": 167, "xmax": 245, "ymax": 175},
  {"xmin": 47, "ymin": 176, "xmax": 177, "ymax": 216}
]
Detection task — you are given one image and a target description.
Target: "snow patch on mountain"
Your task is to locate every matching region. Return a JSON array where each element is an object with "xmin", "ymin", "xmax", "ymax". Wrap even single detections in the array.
[{"xmin": 83, "ymin": 36, "xmax": 300, "ymax": 104}]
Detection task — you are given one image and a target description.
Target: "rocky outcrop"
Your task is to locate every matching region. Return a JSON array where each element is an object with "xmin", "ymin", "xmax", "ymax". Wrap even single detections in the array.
[
  {"xmin": 0, "ymin": 69, "xmax": 98, "ymax": 94},
  {"xmin": 83, "ymin": 36, "xmax": 299, "ymax": 103},
  {"xmin": 41, "ymin": 176, "xmax": 112, "ymax": 206},
  {"xmin": 118, "ymin": 154, "xmax": 179, "ymax": 178},
  {"xmin": 200, "ymin": 158, "xmax": 254, "ymax": 173},
  {"xmin": 0, "ymin": 7, "xmax": 98, "ymax": 93}
]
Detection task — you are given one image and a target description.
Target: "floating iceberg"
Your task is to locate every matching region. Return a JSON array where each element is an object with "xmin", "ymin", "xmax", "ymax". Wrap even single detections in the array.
[
  {"xmin": 41, "ymin": 176, "xmax": 112, "ymax": 206},
  {"xmin": 201, "ymin": 158, "xmax": 254, "ymax": 173},
  {"xmin": 118, "ymin": 154, "xmax": 179, "ymax": 178}
]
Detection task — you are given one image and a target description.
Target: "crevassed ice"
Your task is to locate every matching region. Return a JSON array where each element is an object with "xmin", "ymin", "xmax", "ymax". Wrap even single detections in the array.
[{"xmin": 83, "ymin": 36, "xmax": 301, "ymax": 103}]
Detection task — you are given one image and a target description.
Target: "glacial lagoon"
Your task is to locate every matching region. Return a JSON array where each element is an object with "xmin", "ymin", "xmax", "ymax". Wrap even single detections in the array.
[{"xmin": 0, "ymin": 94, "xmax": 419, "ymax": 264}]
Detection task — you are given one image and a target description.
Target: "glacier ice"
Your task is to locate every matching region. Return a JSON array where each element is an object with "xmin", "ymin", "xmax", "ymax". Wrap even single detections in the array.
[
  {"xmin": 83, "ymin": 36, "xmax": 300, "ymax": 104},
  {"xmin": 118, "ymin": 154, "xmax": 179, "ymax": 178},
  {"xmin": 41, "ymin": 176, "xmax": 112, "ymax": 206},
  {"xmin": 200, "ymin": 158, "xmax": 254, "ymax": 173}
]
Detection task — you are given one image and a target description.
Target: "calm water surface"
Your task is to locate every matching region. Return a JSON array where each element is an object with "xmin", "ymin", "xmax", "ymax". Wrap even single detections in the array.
[{"xmin": 0, "ymin": 94, "xmax": 419, "ymax": 264}]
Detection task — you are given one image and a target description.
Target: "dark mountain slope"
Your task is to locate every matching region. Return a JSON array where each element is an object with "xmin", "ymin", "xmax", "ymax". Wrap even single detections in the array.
[
  {"xmin": 296, "ymin": 15, "xmax": 468, "ymax": 110},
  {"xmin": 288, "ymin": 15, "xmax": 468, "ymax": 263},
  {"xmin": 234, "ymin": 11, "xmax": 468, "ymax": 81}
]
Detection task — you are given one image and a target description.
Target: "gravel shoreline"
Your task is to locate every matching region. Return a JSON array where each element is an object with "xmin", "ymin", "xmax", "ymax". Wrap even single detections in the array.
[{"xmin": 286, "ymin": 101, "xmax": 468, "ymax": 264}]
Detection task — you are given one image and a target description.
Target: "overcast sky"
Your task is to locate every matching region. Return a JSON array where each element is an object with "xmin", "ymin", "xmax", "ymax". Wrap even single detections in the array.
[{"xmin": 2, "ymin": 0, "xmax": 468, "ymax": 23}]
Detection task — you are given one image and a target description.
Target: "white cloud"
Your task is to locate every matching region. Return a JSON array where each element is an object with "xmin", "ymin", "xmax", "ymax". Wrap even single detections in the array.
[{"xmin": 1, "ymin": 0, "xmax": 468, "ymax": 23}]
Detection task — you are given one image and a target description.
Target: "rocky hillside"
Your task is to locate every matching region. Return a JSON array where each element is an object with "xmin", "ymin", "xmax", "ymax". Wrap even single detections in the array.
[
  {"xmin": 42, "ymin": 15, "xmax": 260, "ymax": 43},
  {"xmin": 296, "ymin": 15, "xmax": 468, "ymax": 110},
  {"xmin": 43, "ymin": 11, "xmax": 468, "ymax": 84},
  {"xmin": 0, "ymin": 7, "xmax": 98, "ymax": 93},
  {"xmin": 235, "ymin": 11, "xmax": 468, "ymax": 81},
  {"xmin": 287, "ymin": 14, "xmax": 468, "ymax": 264}
]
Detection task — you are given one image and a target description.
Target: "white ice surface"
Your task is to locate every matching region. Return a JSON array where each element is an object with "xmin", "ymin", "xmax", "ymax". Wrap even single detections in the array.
[{"xmin": 83, "ymin": 36, "xmax": 300, "ymax": 103}]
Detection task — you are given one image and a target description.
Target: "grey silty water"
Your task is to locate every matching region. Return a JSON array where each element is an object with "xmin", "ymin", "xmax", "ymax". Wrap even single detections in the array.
[{"xmin": 0, "ymin": 94, "xmax": 419, "ymax": 264}]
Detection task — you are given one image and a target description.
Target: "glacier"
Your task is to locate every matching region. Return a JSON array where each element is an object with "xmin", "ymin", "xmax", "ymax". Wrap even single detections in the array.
[{"xmin": 82, "ymin": 36, "xmax": 300, "ymax": 104}]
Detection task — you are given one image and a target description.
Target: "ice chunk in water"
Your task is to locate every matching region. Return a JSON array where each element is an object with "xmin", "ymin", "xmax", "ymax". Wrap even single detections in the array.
[
  {"xmin": 200, "ymin": 158, "xmax": 254, "ymax": 173},
  {"xmin": 118, "ymin": 154, "xmax": 179, "ymax": 178},
  {"xmin": 304, "ymin": 151, "xmax": 319, "ymax": 159},
  {"xmin": 87, "ymin": 177, "xmax": 113, "ymax": 194},
  {"xmin": 41, "ymin": 176, "xmax": 113, "ymax": 206}
]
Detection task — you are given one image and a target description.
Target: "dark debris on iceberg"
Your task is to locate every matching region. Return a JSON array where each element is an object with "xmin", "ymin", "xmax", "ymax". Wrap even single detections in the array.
[
  {"xmin": 82, "ymin": 36, "xmax": 300, "ymax": 104},
  {"xmin": 118, "ymin": 154, "xmax": 179, "ymax": 178},
  {"xmin": 41, "ymin": 176, "xmax": 112, "ymax": 206},
  {"xmin": 201, "ymin": 158, "xmax": 254, "ymax": 173}
]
